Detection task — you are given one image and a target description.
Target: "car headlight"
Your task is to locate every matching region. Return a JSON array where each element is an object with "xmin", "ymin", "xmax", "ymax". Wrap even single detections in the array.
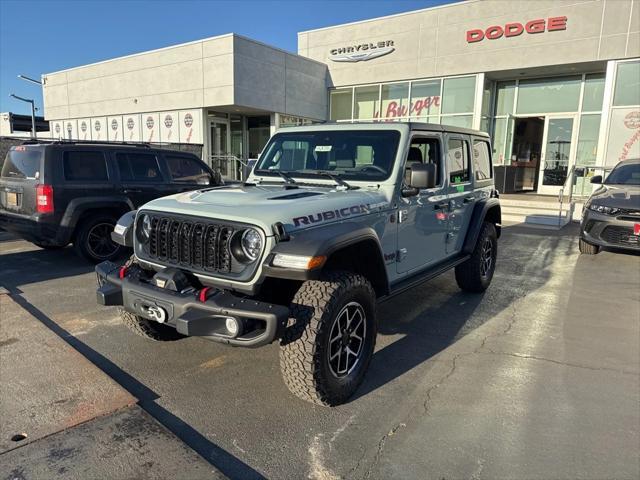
[
  {"xmin": 587, "ymin": 203, "xmax": 620, "ymax": 215},
  {"xmin": 136, "ymin": 214, "xmax": 152, "ymax": 243},
  {"xmin": 230, "ymin": 228, "xmax": 263, "ymax": 263}
]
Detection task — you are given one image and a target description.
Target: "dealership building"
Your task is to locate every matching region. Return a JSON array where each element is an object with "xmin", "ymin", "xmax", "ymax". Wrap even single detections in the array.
[{"xmin": 43, "ymin": 0, "xmax": 639, "ymax": 195}]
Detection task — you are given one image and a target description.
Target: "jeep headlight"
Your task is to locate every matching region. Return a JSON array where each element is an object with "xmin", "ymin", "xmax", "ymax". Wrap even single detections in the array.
[
  {"xmin": 231, "ymin": 228, "xmax": 262, "ymax": 263},
  {"xmin": 136, "ymin": 213, "xmax": 152, "ymax": 244}
]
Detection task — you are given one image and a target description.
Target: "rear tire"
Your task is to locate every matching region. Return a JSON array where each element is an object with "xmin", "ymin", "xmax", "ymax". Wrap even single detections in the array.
[
  {"xmin": 579, "ymin": 237, "xmax": 600, "ymax": 255},
  {"xmin": 279, "ymin": 271, "xmax": 376, "ymax": 406},
  {"xmin": 73, "ymin": 215, "xmax": 124, "ymax": 263},
  {"xmin": 119, "ymin": 309, "xmax": 184, "ymax": 341},
  {"xmin": 455, "ymin": 222, "xmax": 497, "ymax": 293}
]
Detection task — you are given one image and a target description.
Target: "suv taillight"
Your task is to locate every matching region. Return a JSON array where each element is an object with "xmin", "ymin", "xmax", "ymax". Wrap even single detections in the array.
[{"xmin": 36, "ymin": 184, "xmax": 54, "ymax": 213}]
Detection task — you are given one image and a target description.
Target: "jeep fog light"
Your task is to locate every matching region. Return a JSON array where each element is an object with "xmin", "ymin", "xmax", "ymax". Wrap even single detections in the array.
[
  {"xmin": 272, "ymin": 254, "xmax": 326, "ymax": 270},
  {"xmin": 225, "ymin": 317, "xmax": 242, "ymax": 337}
]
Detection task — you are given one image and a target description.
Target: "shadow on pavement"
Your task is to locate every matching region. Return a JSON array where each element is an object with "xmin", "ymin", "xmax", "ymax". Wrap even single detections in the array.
[
  {"xmin": 0, "ymin": 246, "xmax": 127, "ymax": 289},
  {"xmin": 353, "ymin": 224, "xmax": 568, "ymax": 402},
  {"xmin": 7, "ymin": 288, "xmax": 266, "ymax": 480}
]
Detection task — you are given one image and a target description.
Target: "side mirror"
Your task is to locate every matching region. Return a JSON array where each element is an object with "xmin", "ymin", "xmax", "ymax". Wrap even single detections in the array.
[
  {"xmin": 402, "ymin": 163, "xmax": 437, "ymax": 197},
  {"xmin": 590, "ymin": 175, "xmax": 603, "ymax": 184}
]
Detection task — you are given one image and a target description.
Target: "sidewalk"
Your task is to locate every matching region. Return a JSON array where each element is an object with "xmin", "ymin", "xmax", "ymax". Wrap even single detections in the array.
[{"xmin": 0, "ymin": 293, "xmax": 223, "ymax": 479}]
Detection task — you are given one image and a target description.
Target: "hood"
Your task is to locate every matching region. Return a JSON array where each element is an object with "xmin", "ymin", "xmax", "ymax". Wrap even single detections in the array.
[
  {"xmin": 141, "ymin": 183, "xmax": 391, "ymax": 235},
  {"xmin": 589, "ymin": 184, "xmax": 640, "ymax": 209}
]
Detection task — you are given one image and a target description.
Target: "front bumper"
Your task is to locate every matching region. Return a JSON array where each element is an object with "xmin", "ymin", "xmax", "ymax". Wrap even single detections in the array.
[
  {"xmin": 581, "ymin": 210, "xmax": 640, "ymax": 251},
  {"xmin": 95, "ymin": 261, "xmax": 289, "ymax": 347}
]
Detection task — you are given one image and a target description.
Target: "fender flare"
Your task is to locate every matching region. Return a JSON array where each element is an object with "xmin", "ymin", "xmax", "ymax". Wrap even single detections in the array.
[
  {"xmin": 262, "ymin": 222, "xmax": 387, "ymax": 282},
  {"xmin": 462, "ymin": 198, "xmax": 501, "ymax": 255},
  {"xmin": 58, "ymin": 196, "xmax": 135, "ymax": 243}
]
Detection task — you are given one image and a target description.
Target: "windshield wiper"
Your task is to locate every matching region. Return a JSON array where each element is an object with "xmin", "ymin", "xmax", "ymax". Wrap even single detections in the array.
[
  {"xmin": 274, "ymin": 170, "xmax": 297, "ymax": 185},
  {"xmin": 315, "ymin": 171, "xmax": 357, "ymax": 190}
]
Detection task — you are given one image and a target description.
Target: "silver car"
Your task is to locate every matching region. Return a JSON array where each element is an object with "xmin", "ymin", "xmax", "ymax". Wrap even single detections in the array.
[{"xmin": 580, "ymin": 158, "xmax": 640, "ymax": 254}]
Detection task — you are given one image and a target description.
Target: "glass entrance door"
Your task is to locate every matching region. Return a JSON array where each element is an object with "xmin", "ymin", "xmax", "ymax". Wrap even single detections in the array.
[{"xmin": 538, "ymin": 115, "xmax": 577, "ymax": 195}]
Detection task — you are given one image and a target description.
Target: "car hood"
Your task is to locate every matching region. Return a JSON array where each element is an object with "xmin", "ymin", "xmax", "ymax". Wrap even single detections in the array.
[
  {"xmin": 589, "ymin": 184, "xmax": 640, "ymax": 209},
  {"xmin": 141, "ymin": 183, "xmax": 391, "ymax": 235}
]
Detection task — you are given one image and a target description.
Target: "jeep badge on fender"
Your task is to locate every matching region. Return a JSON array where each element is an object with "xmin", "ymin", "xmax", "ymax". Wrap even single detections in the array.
[{"xmin": 95, "ymin": 122, "xmax": 501, "ymax": 406}]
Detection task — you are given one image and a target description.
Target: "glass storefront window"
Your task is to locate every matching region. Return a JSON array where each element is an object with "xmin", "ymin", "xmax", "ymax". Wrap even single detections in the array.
[
  {"xmin": 613, "ymin": 61, "xmax": 640, "ymax": 106},
  {"xmin": 247, "ymin": 116, "xmax": 270, "ymax": 158},
  {"xmin": 441, "ymin": 115, "xmax": 473, "ymax": 129},
  {"xmin": 576, "ymin": 114, "xmax": 601, "ymax": 166},
  {"xmin": 410, "ymin": 79, "xmax": 441, "ymax": 118},
  {"xmin": 482, "ymin": 79, "xmax": 492, "ymax": 117},
  {"xmin": 491, "ymin": 117, "xmax": 507, "ymax": 164},
  {"xmin": 330, "ymin": 89, "xmax": 353, "ymax": 121},
  {"xmin": 495, "ymin": 81, "xmax": 515, "ymax": 116},
  {"xmin": 480, "ymin": 117, "xmax": 490, "ymax": 133},
  {"xmin": 442, "ymin": 76, "xmax": 476, "ymax": 114},
  {"xmin": 354, "ymin": 85, "xmax": 379, "ymax": 120},
  {"xmin": 381, "ymin": 83, "xmax": 409, "ymax": 119},
  {"xmin": 582, "ymin": 73, "xmax": 605, "ymax": 112},
  {"xmin": 516, "ymin": 76, "xmax": 581, "ymax": 114}
]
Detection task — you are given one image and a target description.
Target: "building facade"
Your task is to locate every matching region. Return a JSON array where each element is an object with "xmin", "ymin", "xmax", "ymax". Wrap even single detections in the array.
[{"xmin": 43, "ymin": 0, "xmax": 639, "ymax": 193}]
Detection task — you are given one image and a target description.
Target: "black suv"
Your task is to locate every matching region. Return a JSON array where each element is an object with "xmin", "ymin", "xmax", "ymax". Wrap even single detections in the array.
[{"xmin": 0, "ymin": 142, "xmax": 217, "ymax": 262}]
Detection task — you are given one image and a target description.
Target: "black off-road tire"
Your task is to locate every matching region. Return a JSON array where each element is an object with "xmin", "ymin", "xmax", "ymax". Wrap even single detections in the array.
[
  {"xmin": 119, "ymin": 309, "xmax": 184, "ymax": 341},
  {"xmin": 579, "ymin": 237, "xmax": 600, "ymax": 255},
  {"xmin": 279, "ymin": 271, "xmax": 377, "ymax": 406},
  {"xmin": 73, "ymin": 214, "xmax": 124, "ymax": 263},
  {"xmin": 455, "ymin": 221, "xmax": 497, "ymax": 293}
]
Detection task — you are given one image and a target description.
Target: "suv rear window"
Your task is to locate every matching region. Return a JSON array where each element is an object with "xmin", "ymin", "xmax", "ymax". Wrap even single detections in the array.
[
  {"xmin": 116, "ymin": 153, "xmax": 162, "ymax": 182},
  {"xmin": 63, "ymin": 151, "xmax": 108, "ymax": 181},
  {"xmin": 1, "ymin": 147, "xmax": 43, "ymax": 179},
  {"xmin": 165, "ymin": 155, "xmax": 209, "ymax": 184}
]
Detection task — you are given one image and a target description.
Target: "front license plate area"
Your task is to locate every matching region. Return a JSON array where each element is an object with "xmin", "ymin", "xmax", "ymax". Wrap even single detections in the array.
[{"xmin": 126, "ymin": 290, "xmax": 175, "ymax": 323}]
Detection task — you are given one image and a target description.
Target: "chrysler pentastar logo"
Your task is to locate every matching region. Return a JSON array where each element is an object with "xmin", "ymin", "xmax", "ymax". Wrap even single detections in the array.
[{"xmin": 329, "ymin": 40, "xmax": 394, "ymax": 62}]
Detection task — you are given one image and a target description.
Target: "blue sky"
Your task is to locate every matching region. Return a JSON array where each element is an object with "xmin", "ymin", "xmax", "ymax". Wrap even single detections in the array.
[{"xmin": 0, "ymin": 0, "xmax": 452, "ymax": 115}]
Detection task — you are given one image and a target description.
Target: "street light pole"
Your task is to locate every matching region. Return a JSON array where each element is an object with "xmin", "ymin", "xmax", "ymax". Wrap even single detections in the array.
[
  {"xmin": 10, "ymin": 94, "xmax": 37, "ymax": 138},
  {"xmin": 17, "ymin": 74, "xmax": 42, "ymax": 86}
]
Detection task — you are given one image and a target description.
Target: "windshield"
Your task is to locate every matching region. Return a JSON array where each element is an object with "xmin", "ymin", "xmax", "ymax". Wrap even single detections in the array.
[
  {"xmin": 604, "ymin": 161, "xmax": 640, "ymax": 185},
  {"xmin": 1, "ymin": 147, "xmax": 43, "ymax": 180},
  {"xmin": 254, "ymin": 130, "xmax": 401, "ymax": 182}
]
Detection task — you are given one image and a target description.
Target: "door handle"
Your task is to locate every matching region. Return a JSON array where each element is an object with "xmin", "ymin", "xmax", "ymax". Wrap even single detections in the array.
[
  {"xmin": 123, "ymin": 188, "xmax": 142, "ymax": 193},
  {"xmin": 434, "ymin": 202, "xmax": 448, "ymax": 210},
  {"xmin": 463, "ymin": 196, "xmax": 475, "ymax": 204}
]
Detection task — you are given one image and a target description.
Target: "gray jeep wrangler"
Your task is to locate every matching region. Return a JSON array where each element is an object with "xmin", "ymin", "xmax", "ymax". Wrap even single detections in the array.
[{"xmin": 96, "ymin": 122, "xmax": 501, "ymax": 406}]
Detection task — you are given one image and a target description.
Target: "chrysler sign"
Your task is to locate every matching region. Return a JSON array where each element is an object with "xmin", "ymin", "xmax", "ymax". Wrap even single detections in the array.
[
  {"xmin": 329, "ymin": 40, "xmax": 394, "ymax": 62},
  {"xmin": 466, "ymin": 16, "xmax": 567, "ymax": 43}
]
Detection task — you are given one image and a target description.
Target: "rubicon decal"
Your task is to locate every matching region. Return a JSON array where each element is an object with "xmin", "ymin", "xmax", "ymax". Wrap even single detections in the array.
[
  {"xmin": 293, "ymin": 204, "xmax": 370, "ymax": 227},
  {"xmin": 466, "ymin": 16, "xmax": 567, "ymax": 43}
]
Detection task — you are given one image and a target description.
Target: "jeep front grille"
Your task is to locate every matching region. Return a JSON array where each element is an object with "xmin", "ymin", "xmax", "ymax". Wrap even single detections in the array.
[{"xmin": 145, "ymin": 214, "xmax": 235, "ymax": 273}]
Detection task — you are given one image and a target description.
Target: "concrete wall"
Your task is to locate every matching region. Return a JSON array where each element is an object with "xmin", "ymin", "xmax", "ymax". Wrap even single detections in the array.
[
  {"xmin": 43, "ymin": 34, "xmax": 327, "ymax": 122},
  {"xmin": 299, "ymin": 0, "xmax": 640, "ymax": 87},
  {"xmin": 233, "ymin": 36, "xmax": 327, "ymax": 119}
]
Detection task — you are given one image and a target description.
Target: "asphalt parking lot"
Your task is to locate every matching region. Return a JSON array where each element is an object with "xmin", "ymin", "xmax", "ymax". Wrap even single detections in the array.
[{"xmin": 1, "ymin": 224, "xmax": 639, "ymax": 480}]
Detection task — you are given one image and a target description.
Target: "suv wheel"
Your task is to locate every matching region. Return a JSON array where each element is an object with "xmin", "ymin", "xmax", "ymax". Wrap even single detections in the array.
[
  {"xmin": 73, "ymin": 215, "xmax": 123, "ymax": 263},
  {"xmin": 455, "ymin": 221, "xmax": 497, "ymax": 293},
  {"xmin": 579, "ymin": 237, "xmax": 600, "ymax": 255},
  {"xmin": 279, "ymin": 271, "xmax": 376, "ymax": 406},
  {"xmin": 119, "ymin": 309, "xmax": 184, "ymax": 341}
]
